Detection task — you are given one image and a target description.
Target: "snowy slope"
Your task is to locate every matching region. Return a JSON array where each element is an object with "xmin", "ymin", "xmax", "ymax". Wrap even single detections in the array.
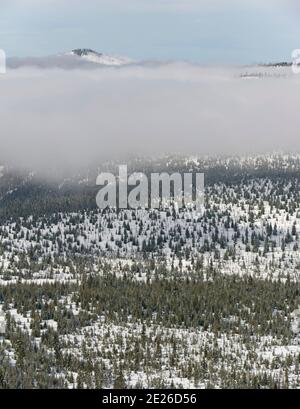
[
  {"xmin": 7, "ymin": 49, "xmax": 133, "ymax": 69},
  {"xmin": 70, "ymin": 48, "xmax": 132, "ymax": 66}
]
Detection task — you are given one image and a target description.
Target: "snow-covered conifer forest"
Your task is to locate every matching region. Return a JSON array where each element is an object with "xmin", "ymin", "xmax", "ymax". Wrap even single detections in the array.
[{"xmin": 1, "ymin": 154, "xmax": 300, "ymax": 388}]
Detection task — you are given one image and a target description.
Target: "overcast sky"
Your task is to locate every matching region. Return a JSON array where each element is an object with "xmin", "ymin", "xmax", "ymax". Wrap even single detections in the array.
[{"xmin": 1, "ymin": 0, "xmax": 300, "ymax": 63}]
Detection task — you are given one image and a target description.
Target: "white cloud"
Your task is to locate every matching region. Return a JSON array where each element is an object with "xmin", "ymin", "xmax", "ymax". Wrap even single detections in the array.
[{"xmin": 0, "ymin": 63, "xmax": 299, "ymax": 175}]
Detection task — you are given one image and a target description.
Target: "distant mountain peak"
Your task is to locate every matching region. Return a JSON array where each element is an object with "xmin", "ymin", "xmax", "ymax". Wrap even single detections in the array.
[
  {"xmin": 70, "ymin": 48, "xmax": 131, "ymax": 66},
  {"xmin": 72, "ymin": 48, "xmax": 101, "ymax": 57}
]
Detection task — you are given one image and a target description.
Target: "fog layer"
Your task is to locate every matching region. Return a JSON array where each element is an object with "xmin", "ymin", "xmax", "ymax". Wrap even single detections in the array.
[{"xmin": 0, "ymin": 63, "xmax": 299, "ymax": 174}]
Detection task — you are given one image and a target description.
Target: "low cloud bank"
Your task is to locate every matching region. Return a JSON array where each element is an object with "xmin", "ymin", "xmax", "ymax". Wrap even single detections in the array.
[{"xmin": 0, "ymin": 62, "xmax": 299, "ymax": 175}]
